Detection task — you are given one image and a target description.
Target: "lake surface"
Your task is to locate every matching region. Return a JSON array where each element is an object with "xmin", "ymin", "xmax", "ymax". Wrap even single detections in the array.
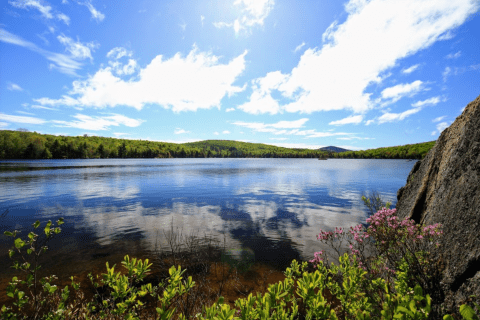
[{"xmin": 0, "ymin": 158, "xmax": 415, "ymax": 280}]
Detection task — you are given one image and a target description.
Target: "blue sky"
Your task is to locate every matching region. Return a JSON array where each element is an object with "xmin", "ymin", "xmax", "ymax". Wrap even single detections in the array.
[{"xmin": 1, "ymin": 0, "xmax": 480, "ymax": 150}]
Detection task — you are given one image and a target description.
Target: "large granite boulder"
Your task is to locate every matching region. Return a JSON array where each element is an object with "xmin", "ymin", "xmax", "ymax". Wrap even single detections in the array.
[{"xmin": 396, "ymin": 94, "xmax": 480, "ymax": 309}]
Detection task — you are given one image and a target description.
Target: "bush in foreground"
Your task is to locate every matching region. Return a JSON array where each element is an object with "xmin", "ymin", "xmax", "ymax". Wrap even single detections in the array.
[{"xmin": 1, "ymin": 211, "xmax": 479, "ymax": 319}]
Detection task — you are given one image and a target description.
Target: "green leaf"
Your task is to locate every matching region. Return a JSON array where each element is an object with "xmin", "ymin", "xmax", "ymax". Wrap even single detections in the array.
[
  {"xmin": 8, "ymin": 250, "xmax": 14, "ymax": 258},
  {"xmin": 443, "ymin": 315, "xmax": 455, "ymax": 320},
  {"xmin": 27, "ymin": 249, "xmax": 32, "ymax": 255},
  {"xmin": 33, "ymin": 220, "xmax": 40, "ymax": 228},
  {"xmin": 57, "ymin": 218, "xmax": 64, "ymax": 226},
  {"xmin": 460, "ymin": 305, "xmax": 479, "ymax": 320},
  {"xmin": 414, "ymin": 285, "xmax": 423, "ymax": 296},
  {"xmin": 4, "ymin": 231, "xmax": 13, "ymax": 237},
  {"xmin": 14, "ymin": 238, "xmax": 25, "ymax": 249}
]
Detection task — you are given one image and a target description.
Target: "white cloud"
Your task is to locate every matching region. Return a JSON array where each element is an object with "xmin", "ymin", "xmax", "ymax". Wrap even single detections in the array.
[
  {"xmin": 401, "ymin": 64, "xmax": 419, "ymax": 74},
  {"xmin": 443, "ymin": 66, "xmax": 452, "ymax": 82},
  {"xmin": 381, "ymin": 80, "xmax": 424, "ymax": 101},
  {"xmin": 294, "ymin": 42, "xmax": 305, "ymax": 53},
  {"xmin": 213, "ymin": 131, "xmax": 219, "ymax": 135},
  {"xmin": 31, "ymin": 105, "xmax": 58, "ymax": 111},
  {"xmin": 35, "ymin": 46, "xmax": 247, "ymax": 112},
  {"xmin": 16, "ymin": 111, "xmax": 35, "ymax": 115},
  {"xmin": 266, "ymin": 142, "xmax": 323, "ymax": 150},
  {"xmin": 446, "ymin": 51, "xmax": 461, "ymax": 59},
  {"xmin": 0, "ymin": 122, "xmax": 9, "ymax": 128},
  {"xmin": 232, "ymin": 118, "xmax": 309, "ymax": 131},
  {"xmin": 214, "ymin": 0, "xmax": 274, "ymax": 35},
  {"xmin": 269, "ymin": 138, "xmax": 288, "ymax": 141},
  {"xmin": 109, "ymin": 59, "xmax": 138, "ymax": 76},
  {"xmin": 0, "ymin": 29, "xmax": 82, "ymax": 75},
  {"xmin": 51, "ymin": 113, "xmax": 143, "ymax": 130},
  {"xmin": 232, "ymin": 118, "xmax": 352, "ymax": 139},
  {"xmin": 0, "ymin": 113, "xmax": 46, "ymax": 124},
  {"xmin": 201, "ymin": 15, "xmax": 205, "ymax": 26},
  {"xmin": 443, "ymin": 64, "xmax": 480, "ymax": 82},
  {"xmin": 57, "ymin": 34, "xmax": 98, "ymax": 61},
  {"xmin": 174, "ymin": 128, "xmax": 189, "ymax": 134},
  {"xmin": 329, "ymin": 115, "xmax": 363, "ymax": 126},
  {"xmin": 107, "ymin": 47, "xmax": 132, "ymax": 60},
  {"xmin": 56, "ymin": 13, "xmax": 70, "ymax": 25},
  {"xmin": 411, "ymin": 96, "xmax": 442, "ymax": 108},
  {"xmin": 222, "ymin": 130, "xmax": 231, "ymax": 134},
  {"xmin": 237, "ymin": 71, "xmax": 287, "ymax": 114},
  {"xmin": 113, "ymin": 132, "xmax": 129, "ymax": 137},
  {"xmin": 431, "ymin": 121, "xmax": 450, "ymax": 135},
  {"xmin": 432, "ymin": 116, "xmax": 446, "ymax": 123},
  {"xmin": 225, "ymin": 108, "xmax": 235, "ymax": 112},
  {"xmin": 8, "ymin": 0, "xmax": 70, "ymax": 24},
  {"xmin": 79, "ymin": 0, "xmax": 105, "ymax": 22},
  {"xmin": 241, "ymin": 0, "xmax": 479, "ymax": 114},
  {"xmin": 7, "ymin": 83, "xmax": 23, "ymax": 91},
  {"xmin": 337, "ymin": 136, "xmax": 373, "ymax": 141},
  {"xmin": 377, "ymin": 107, "xmax": 422, "ymax": 124},
  {"xmin": 213, "ymin": 22, "xmax": 233, "ymax": 29}
]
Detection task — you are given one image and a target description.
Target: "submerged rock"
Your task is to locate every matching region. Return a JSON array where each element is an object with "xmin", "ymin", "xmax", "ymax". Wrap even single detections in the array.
[{"xmin": 396, "ymin": 94, "xmax": 480, "ymax": 309}]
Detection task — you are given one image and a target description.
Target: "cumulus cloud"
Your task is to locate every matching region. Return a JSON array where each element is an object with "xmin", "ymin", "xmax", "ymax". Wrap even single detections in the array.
[
  {"xmin": 57, "ymin": 34, "xmax": 99, "ymax": 61},
  {"xmin": 214, "ymin": 0, "xmax": 274, "ymax": 35},
  {"xmin": 237, "ymin": 71, "xmax": 287, "ymax": 114},
  {"xmin": 222, "ymin": 130, "xmax": 231, "ymax": 134},
  {"xmin": 35, "ymin": 46, "xmax": 247, "ymax": 112},
  {"xmin": 329, "ymin": 115, "xmax": 363, "ymax": 126},
  {"xmin": 7, "ymin": 83, "xmax": 23, "ymax": 91},
  {"xmin": 225, "ymin": 108, "xmax": 235, "ymax": 112},
  {"xmin": 401, "ymin": 64, "xmax": 419, "ymax": 74},
  {"xmin": 0, "ymin": 113, "xmax": 46, "ymax": 124},
  {"xmin": 239, "ymin": 0, "xmax": 479, "ymax": 115},
  {"xmin": 0, "ymin": 28, "xmax": 83, "ymax": 75},
  {"xmin": 51, "ymin": 113, "xmax": 143, "ymax": 130},
  {"xmin": 9, "ymin": 0, "xmax": 70, "ymax": 25}
]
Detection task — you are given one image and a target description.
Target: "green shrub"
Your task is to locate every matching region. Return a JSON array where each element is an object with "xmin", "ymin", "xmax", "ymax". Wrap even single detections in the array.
[{"xmin": 2, "ymin": 217, "xmax": 478, "ymax": 319}]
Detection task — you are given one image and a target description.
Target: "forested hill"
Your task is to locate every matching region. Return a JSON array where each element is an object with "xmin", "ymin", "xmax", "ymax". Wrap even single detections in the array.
[
  {"xmin": 0, "ymin": 131, "xmax": 328, "ymax": 159},
  {"xmin": 319, "ymin": 146, "xmax": 351, "ymax": 153},
  {"xmin": 183, "ymin": 140, "xmax": 322, "ymax": 158},
  {"xmin": 0, "ymin": 130, "xmax": 435, "ymax": 160},
  {"xmin": 329, "ymin": 141, "xmax": 436, "ymax": 159}
]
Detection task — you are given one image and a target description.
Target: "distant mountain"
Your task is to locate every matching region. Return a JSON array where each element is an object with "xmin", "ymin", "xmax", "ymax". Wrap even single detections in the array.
[{"xmin": 319, "ymin": 146, "xmax": 351, "ymax": 153}]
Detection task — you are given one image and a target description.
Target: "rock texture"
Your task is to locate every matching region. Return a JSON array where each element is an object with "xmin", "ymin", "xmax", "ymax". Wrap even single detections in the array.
[{"xmin": 396, "ymin": 94, "xmax": 480, "ymax": 308}]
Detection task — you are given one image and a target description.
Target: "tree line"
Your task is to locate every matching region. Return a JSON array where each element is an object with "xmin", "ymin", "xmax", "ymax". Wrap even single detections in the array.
[
  {"xmin": 327, "ymin": 141, "xmax": 435, "ymax": 159},
  {"xmin": 0, "ymin": 131, "xmax": 328, "ymax": 159}
]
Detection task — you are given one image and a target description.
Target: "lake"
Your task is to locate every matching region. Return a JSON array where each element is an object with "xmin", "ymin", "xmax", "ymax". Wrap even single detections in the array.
[{"xmin": 0, "ymin": 158, "xmax": 415, "ymax": 288}]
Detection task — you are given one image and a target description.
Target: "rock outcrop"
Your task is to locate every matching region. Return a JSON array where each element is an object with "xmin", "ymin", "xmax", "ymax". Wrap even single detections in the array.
[{"xmin": 396, "ymin": 94, "xmax": 480, "ymax": 309}]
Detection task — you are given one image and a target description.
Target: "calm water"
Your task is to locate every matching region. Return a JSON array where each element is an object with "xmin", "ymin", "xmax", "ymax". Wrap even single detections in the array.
[{"xmin": 0, "ymin": 158, "xmax": 415, "ymax": 277}]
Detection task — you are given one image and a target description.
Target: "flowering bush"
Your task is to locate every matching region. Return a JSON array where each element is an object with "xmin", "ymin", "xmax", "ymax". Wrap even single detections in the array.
[{"xmin": 311, "ymin": 208, "xmax": 443, "ymax": 297}]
